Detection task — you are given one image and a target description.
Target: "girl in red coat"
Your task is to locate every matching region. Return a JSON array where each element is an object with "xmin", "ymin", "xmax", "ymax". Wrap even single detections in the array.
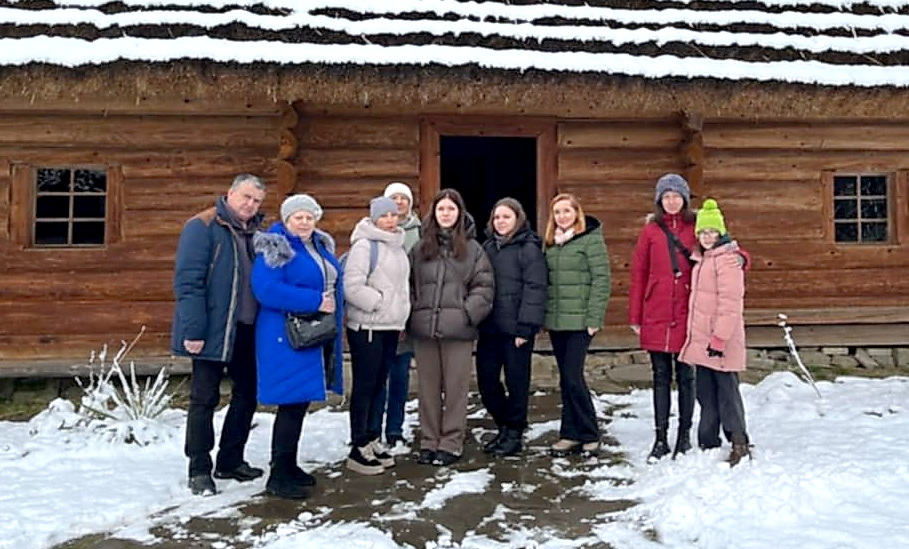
[{"xmin": 629, "ymin": 173, "xmax": 698, "ymax": 462}]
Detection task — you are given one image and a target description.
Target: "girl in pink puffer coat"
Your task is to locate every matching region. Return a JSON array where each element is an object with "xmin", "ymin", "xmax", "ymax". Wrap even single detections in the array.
[{"xmin": 679, "ymin": 199, "xmax": 752, "ymax": 467}]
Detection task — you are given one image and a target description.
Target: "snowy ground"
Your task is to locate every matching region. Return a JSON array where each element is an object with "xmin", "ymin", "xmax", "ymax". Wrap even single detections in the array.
[{"xmin": 1, "ymin": 371, "xmax": 908, "ymax": 549}]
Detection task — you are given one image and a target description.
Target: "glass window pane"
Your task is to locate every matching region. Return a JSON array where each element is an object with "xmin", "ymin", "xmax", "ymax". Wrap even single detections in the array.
[
  {"xmin": 34, "ymin": 221, "xmax": 69, "ymax": 245},
  {"xmin": 860, "ymin": 198, "xmax": 888, "ymax": 219},
  {"xmin": 834, "ymin": 222, "xmax": 858, "ymax": 242},
  {"xmin": 73, "ymin": 196, "xmax": 105, "ymax": 218},
  {"xmin": 834, "ymin": 176, "xmax": 857, "ymax": 196},
  {"xmin": 861, "ymin": 222, "xmax": 888, "ymax": 242},
  {"xmin": 35, "ymin": 196, "xmax": 70, "ymax": 219},
  {"xmin": 74, "ymin": 169, "xmax": 107, "ymax": 193},
  {"xmin": 834, "ymin": 199, "xmax": 857, "ymax": 219},
  {"xmin": 36, "ymin": 169, "xmax": 71, "ymax": 193},
  {"xmin": 860, "ymin": 175, "xmax": 887, "ymax": 196},
  {"xmin": 72, "ymin": 222, "xmax": 105, "ymax": 245}
]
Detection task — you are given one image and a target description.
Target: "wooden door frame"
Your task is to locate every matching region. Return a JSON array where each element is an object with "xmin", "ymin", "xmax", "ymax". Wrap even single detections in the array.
[{"xmin": 419, "ymin": 116, "xmax": 558, "ymax": 229}]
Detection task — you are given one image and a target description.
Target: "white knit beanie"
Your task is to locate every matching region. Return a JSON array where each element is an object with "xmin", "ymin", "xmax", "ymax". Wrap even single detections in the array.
[
  {"xmin": 383, "ymin": 182, "xmax": 414, "ymax": 205},
  {"xmin": 281, "ymin": 193, "xmax": 323, "ymax": 222}
]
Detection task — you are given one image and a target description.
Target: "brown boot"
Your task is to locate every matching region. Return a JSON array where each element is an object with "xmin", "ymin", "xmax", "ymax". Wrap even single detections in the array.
[{"xmin": 727, "ymin": 435, "xmax": 752, "ymax": 468}]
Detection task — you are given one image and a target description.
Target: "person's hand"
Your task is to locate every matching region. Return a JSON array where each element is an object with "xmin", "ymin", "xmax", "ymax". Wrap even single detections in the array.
[
  {"xmin": 319, "ymin": 293, "xmax": 336, "ymax": 313},
  {"xmin": 630, "ymin": 325, "xmax": 641, "ymax": 336},
  {"xmin": 587, "ymin": 327, "xmax": 599, "ymax": 337},
  {"xmin": 183, "ymin": 340, "xmax": 204, "ymax": 354},
  {"xmin": 514, "ymin": 337, "xmax": 527, "ymax": 348},
  {"xmin": 721, "ymin": 254, "xmax": 745, "ymax": 269},
  {"xmin": 707, "ymin": 346, "xmax": 725, "ymax": 358}
]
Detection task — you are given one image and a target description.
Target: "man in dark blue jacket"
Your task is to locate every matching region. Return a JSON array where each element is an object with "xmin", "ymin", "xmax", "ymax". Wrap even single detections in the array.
[{"xmin": 172, "ymin": 173, "xmax": 266, "ymax": 495}]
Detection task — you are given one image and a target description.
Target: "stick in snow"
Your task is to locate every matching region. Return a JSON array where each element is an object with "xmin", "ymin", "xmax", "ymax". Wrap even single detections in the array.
[{"xmin": 778, "ymin": 314, "xmax": 822, "ymax": 398}]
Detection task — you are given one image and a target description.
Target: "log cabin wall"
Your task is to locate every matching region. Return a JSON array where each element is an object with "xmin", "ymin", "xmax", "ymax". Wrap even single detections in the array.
[
  {"xmin": 701, "ymin": 120, "xmax": 909, "ymax": 345},
  {"xmin": 0, "ymin": 109, "xmax": 283, "ymax": 364},
  {"xmin": 293, "ymin": 106, "xmax": 421, "ymax": 250},
  {"xmin": 557, "ymin": 119, "xmax": 686, "ymax": 346}
]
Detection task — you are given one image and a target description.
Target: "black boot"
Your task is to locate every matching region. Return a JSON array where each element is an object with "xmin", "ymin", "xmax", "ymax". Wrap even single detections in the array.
[
  {"xmin": 647, "ymin": 430, "xmax": 671, "ymax": 463},
  {"xmin": 672, "ymin": 429, "xmax": 692, "ymax": 459},
  {"xmin": 266, "ymin": 459, "xmax": 310, "ymax": 500},
  {"xmin": 483, "ymin": 426, "xmax": 506, "ymax": 454},
  {"xmin": 727, "ymin": 435, "xmax": 752, "ymax": 468},
  {"xmin": 492, "ymin": 428, "xmax": 523, "ymax": 457}
]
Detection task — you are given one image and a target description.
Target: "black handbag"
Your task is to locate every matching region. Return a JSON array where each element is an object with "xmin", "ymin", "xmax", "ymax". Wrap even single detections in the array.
[{"xmin": 285, "ymin": 312, "xmax": 337, "ymax": 350}]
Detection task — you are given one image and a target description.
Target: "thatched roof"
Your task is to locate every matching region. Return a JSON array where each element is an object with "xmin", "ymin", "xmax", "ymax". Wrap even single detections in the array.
[{"xmin": 3, "ymin": 0, "xmax": 909, "ymax": 87}]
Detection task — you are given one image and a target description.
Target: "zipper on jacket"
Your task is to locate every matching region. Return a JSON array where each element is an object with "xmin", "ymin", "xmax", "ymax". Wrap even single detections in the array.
[
  {"xmin": 429, "ymin": 258, "xmax": 445, "ymax": 337},
  {"xmin": 220, "ymin": 224, "xmax": 241, "ymax": 362}
]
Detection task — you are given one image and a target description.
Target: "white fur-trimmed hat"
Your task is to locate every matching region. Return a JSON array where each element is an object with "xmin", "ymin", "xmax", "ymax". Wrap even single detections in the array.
[{"xmin": 383, "ymin": 182, "xmax": 414, "ymax": 204}]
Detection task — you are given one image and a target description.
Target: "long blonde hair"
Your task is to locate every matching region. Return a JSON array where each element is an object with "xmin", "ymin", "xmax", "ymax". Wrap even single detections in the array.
[{"xmin": 544, "ymin": 193, "xmax": 586, "ymax": 247}]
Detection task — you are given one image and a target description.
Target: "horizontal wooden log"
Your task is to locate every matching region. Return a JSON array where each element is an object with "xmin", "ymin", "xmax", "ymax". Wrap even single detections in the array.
[
  {"xmin": 558, "ymin": 149, "xmax": 683, "ymax": 182},
  {"xmin": 745, "ymin": 323, "xmax": 909, "ymax": 347},
  {"xmin": 0, "ymin": 332, "xmax": 174, "ymax": 363},
  {"xmin": 0, "ymin": 114, "xmax": 280, "ymax": 150},
  {"xmin": 296, "ymin": 148, "xmax": 419, "ymax": 180},
  {"xmin": 559, "ymin": 121, "xmax": 682, "ymax": 149},
  {"xmin": 0, "ymin": 148, "xmax": 277, "ymax": 179},
  {"xmin": 297, "ymin": 116, "xmax": 419, "ymax": 150},
  {"xmin": 703, "ymin": 122, "xmax": 909, "ymax": 151},
  {"xmin": 746, "ymin": 307, "xmax": 909, "ymax": 325},
  {"xmin": 704, "ymin": 149, "xmax": 909, "ymax": 181},
  {"xmin": 0, "ymin": 270, "xmax": 173, "ymax": 301},
  {"xmin": 0, "ymin": 301, "xmax": 173, "ymax": 336},
  {"xmin": 697, "ymin": 179, "xmax": 821, "ymax": 211},
  {"xmin": 0, "ymin": 235, "xmax": 177, "ymax": 272},
  {"xmin": 295, "ymin": 178, "xmax": 421, "ymax": 209},
  {"xmin": 744, "ymin": 268, "xmax": 908, "ymax": 299}
]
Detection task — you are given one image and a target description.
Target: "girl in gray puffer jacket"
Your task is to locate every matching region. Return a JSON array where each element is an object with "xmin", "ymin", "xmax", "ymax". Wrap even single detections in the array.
[{"xmin": 409, "ymin": 189, "xmax": 494, "ymax": 466}]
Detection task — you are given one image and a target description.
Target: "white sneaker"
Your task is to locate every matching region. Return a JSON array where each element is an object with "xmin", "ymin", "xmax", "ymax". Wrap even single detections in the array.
[{"xmin": 370, "ymin": 439, "xmax": 395, "ymax": 468}]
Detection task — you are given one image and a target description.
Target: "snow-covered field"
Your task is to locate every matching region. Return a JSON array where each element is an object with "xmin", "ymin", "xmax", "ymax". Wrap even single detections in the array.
[{"xmin": 1, "ymin": 371, "xmax": 907, "ymax": 549}]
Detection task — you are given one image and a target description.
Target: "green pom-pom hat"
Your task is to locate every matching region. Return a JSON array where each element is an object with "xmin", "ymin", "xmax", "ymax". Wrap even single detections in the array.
[{"xmin": 695, "ymin": 198, "xmax": 727, "ymax": 236}]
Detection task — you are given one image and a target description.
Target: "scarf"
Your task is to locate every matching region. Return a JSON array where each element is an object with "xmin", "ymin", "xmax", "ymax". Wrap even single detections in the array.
[{"xmin": 554, "ymin": 227, "xmax": 575, "ymax": 246}]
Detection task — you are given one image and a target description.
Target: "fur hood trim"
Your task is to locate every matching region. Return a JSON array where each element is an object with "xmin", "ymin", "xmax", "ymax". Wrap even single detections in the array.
[{"xmin": 253, "ymin": 231, "xmax": 295, "ymax": 268}]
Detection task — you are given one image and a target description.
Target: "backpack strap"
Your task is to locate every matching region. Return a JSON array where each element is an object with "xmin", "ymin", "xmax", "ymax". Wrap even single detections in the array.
[{"xmin": 367, "ymin": 239, "xmax": 379, "ymax": 276}]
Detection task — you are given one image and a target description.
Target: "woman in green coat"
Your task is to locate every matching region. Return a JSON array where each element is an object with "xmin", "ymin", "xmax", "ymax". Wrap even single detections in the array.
[{"xmin": 543, "ymin": 193, "xmax": 611, "ymax": 457}]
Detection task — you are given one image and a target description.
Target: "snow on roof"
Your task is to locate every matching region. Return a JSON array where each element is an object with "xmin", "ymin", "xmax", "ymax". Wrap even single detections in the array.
[{"xmin": 3, "ymin": 0, "xmax": 909, "ymax": 87}]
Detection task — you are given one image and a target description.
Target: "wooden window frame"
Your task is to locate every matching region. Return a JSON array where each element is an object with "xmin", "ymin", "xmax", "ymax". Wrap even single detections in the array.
[
  {"xmin": 821, "ymin": 169, "xmax": 908, "ymax": 246},
  {"xmin": 419, "ymin": 116, "xmax": 557, "ymax": 229},
  {"xmin": 10, "ymin": 163, "xmax": 123, "ymax": 249}
]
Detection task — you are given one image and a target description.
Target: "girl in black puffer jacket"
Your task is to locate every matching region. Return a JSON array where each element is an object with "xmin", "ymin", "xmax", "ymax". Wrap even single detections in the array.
[{"xmin": 477, "ymin": 198, "xmax": 548, "ymax": 456}]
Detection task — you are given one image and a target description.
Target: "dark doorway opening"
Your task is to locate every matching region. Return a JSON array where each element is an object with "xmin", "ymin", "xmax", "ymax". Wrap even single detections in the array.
[{"xmin": 439, "ymin": 136, "xmax": 537, "ymax": 235}]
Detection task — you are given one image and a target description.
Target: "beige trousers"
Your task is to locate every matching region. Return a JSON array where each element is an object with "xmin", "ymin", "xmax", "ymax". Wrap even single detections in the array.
[{"xmin": 413, "ymin": 338, "xmax": 474, "ymax": 455}]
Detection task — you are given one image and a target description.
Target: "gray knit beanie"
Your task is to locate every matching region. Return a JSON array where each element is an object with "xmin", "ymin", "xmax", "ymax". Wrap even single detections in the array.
[
  {"xmin": 369, "ymin": 196, "xmax": 398, "ymax": 222},
  {"xmin": 654, "ymin": 173, "xmax": 691, "ymax": 205},
  {"xmin": 281, "ymin": 193, "xmax": 323, "ymax": 222}
]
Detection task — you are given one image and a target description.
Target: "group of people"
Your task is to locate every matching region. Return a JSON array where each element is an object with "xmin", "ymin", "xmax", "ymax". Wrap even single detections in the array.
[{"xmin": 171, "ymin": 171, "xmax": 751, "ymax": 501}]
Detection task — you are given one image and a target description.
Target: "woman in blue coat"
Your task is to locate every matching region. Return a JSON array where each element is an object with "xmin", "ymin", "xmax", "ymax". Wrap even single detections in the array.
[{"xmin": 251, "ymin": 194, "xmax": 344, "ymax": 500}]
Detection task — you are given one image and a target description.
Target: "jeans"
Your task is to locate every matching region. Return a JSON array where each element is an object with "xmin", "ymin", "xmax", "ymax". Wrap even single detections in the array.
[
  {"xmin": 369, "ymin": 351, "xmax": 413, "ymax": 441},
  {"xmin": 650, "ymin": 351, "xmax": 694, "ymax": 434},
  {"xmin": 696, "ymin": 366, "xmax": 749, "ymax": 449},
  {"xmin": 184, "ymin": 324, "xmax": 257, "ymax": 477},
  {"xmin": 549, "ymin": 330, "xmax": 599, "ymax": 443}
]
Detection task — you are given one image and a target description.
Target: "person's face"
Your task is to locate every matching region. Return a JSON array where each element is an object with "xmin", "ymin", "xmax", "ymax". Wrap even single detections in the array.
[
  {"xmin": 375, "ymin": 211, "xmax": 398, "ymax": 232},
  {"xmin": 225, "ymin": 180, "xmax": 265, "ymax": 223},
  {"xmin": 698, "ymin": 229, "xmax": 720, "ymax": 249},
  {"xmin": 286, "ymin": 210, "xmax": 316, "ymax": 239},
  {"xmin": 553, "ymin": 199, "xmax": 578, "ymax": 231},
  {"xmin": 661, "ymin": 191, "xmax": 685, "ymax": 215},
  {"xmin": 435, "ymin": 198, "xmax": 459, "ymax": 229},
  {"xmin": 492, "ymin": 205, "xmax": 517, "ymax": 236},
  {"xmin": 391, "ymin": 193, "xmax": 411, "ymax": 216}
]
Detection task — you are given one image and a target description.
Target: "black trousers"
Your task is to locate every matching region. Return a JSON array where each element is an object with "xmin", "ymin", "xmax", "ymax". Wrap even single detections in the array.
[
  {"xmin": 475, "ymin": 332, "xmax": 534, "ymax": 431},
  {"xmin": 347, "ymin": 328, "xmax": 399, "ymax": 448},
  {"xmin": 184, "ymin": 324, "xmax": 257, "ymax": 476},
  {"xmin": 272, "ymin": 402, "xmax": 310, "ymax": 463},
  {"xmin": 549, "ymin": 330, "xmax": 599, "ymax": 443},
  {"xmin": 695, "ymin": 366, "xmax": 748, "ymax": 448},
  {"xmin": 650, "ymin": 351, "xmax": 695, "ymax": 433}
]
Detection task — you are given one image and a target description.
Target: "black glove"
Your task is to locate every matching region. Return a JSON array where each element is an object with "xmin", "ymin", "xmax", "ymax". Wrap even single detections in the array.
[{"xmin": 707, "ymin": 346, "xmax": 724, "ymax": 358}]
